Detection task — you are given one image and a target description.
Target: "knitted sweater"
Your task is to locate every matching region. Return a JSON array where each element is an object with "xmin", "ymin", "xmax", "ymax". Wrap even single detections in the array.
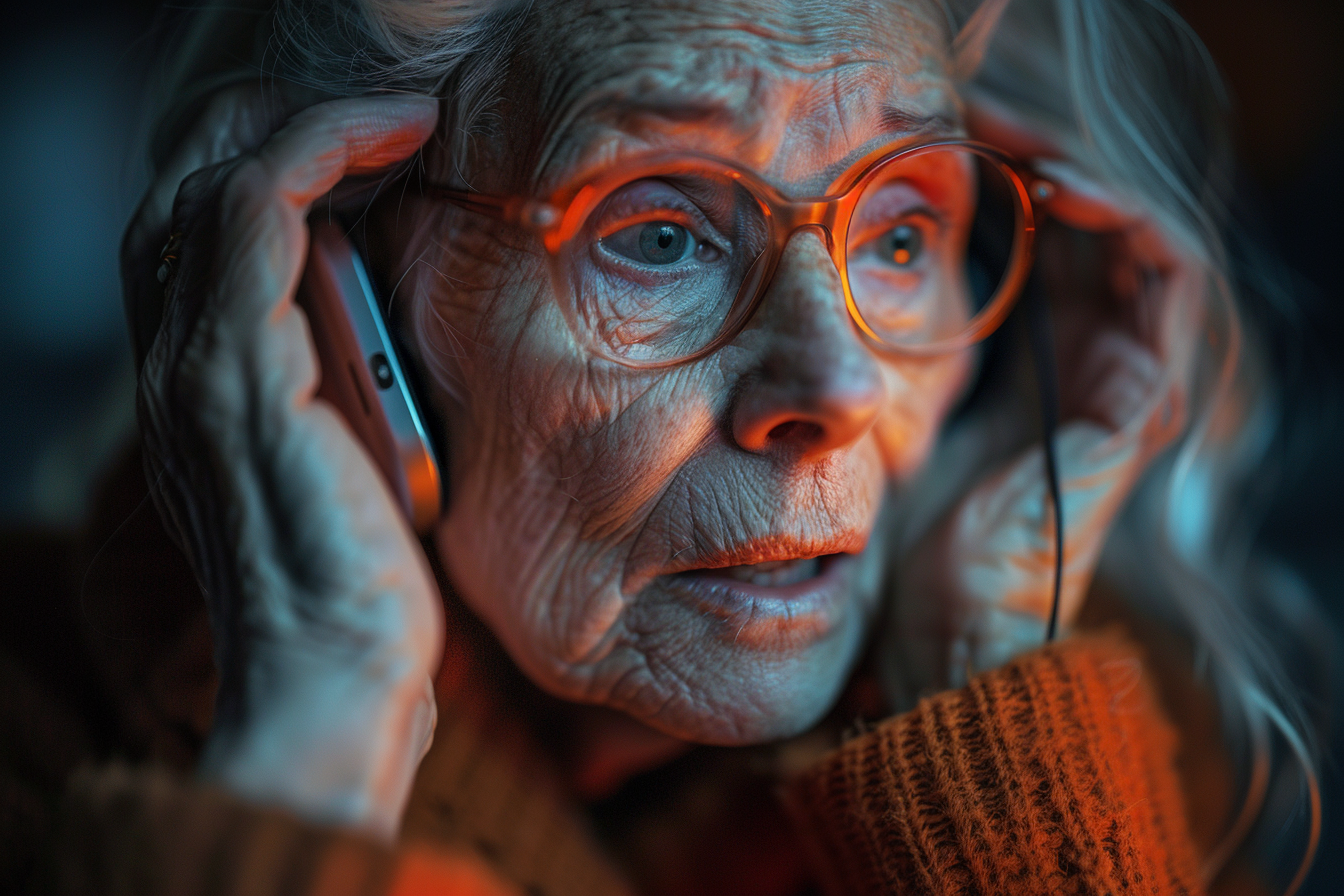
[
  {"xmin": 27, "ymin": 636, "xmax": 1216, "ymax": 896},
  {"xmin": 1, "ymin": 451, "xmax": 1248, "ymax": 896},
  {"xmin": 782, "ymin": 635, "xmax": 1203, "ymax": 895}
]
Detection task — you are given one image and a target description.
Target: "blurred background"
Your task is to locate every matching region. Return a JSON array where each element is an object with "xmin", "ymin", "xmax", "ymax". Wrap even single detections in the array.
[{"xmin": 1, "ymin": 0, "xmax": 1340, "ymax": 889}]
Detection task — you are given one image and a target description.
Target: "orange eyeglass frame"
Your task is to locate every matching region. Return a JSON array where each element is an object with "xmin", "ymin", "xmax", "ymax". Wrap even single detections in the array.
[{"xmin": 422, "ymin": 138, "xmax": 1055, "ymax": 368}]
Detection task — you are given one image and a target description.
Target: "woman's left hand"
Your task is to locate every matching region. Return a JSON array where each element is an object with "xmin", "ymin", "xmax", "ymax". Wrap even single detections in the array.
[{"xmin": 880, "ymin": 124, "xmax": 1205, "ymax": 708}]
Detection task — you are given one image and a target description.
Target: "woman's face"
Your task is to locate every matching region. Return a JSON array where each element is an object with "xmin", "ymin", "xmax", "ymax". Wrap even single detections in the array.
[{"xmin": 419, "ymin": 0, "xmax": 970, "ymax": 743}]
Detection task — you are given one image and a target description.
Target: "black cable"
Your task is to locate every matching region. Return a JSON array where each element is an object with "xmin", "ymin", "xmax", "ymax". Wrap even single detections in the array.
[{"xmin": 1022, "ymin": 275, "xmax": 1065, "ymax": 642}]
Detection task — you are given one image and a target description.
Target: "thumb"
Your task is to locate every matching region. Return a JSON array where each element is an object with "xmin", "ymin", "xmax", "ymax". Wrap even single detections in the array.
[
  {"xmin": 956, "ymin": 323, "xmax": 1183, "ymax": 626},
  {"xmin": 881, "ymin": 338, "xmax": 1177, "ymax": 707},
  {"xmin": 959, "ymin": 421, "xmax": 1138, "ymax": 627},
  {"xmin": 881, "ymin": 422, "xmax": 1138, "ymax": 706}
]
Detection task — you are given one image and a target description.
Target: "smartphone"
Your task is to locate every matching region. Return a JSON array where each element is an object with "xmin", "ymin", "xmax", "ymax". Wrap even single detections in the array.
[{"xmin": 295, "ymin": 221, "xmax": 443, "ymax": 534}]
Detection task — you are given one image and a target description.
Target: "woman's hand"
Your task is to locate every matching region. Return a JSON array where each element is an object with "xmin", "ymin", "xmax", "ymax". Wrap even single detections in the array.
[
  {"xmin": 124, "ymin": 87, "xmax": 442, "ymax": 839},
  {"xmin": 880, "ymin": 118, "xmax": 1203, "ymax": 710}
]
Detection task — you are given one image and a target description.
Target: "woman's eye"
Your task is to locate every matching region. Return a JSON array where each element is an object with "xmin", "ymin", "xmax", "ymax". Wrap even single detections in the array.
[
  {"xmin": 638, "ymin": 222, "xmax": 690, "ymax": 264},
  {"xmin": 881, "ymin": 223, "xmax": 924, "ymax": 267},
  {"xmin": 602, "ymin": 221, "xmax": 693, "ymax": 265}
]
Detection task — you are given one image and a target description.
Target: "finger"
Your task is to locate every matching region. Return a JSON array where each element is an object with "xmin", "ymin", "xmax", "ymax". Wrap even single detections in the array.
[
  {"xmin": 201, "ymin": 94, "xmax": 437, "ymax": 342},
  {"xmin": 1032, "ymin": 159, "xmax": 1206, "ymax": 279},
  {"xmin": 1065, "ymin": 328, "xmax": 1166, "ymax": 433},
  {"xmin": 254, "ymin": 94, "xmax": 439, "ymax": 213},
  {"xmin": 157, "ymin": 94, "xmax": 440, "ymax": 440},
  {"xmin": 942, "ymin": 423, "xmax": 1133, "ymax": 629},
  {"xmin": 138, "ymin": 83, "xmax": 310, "ymax": 254},
  {"xmin": 881, "ymin": 419, "xmax": 1139, "ymax": 705},
  {"xmin": 1033, "ymin": 161, "xmax": 1205, "ymax": 431},
  {"xmin": 123, "ymin": 82, "xmax": 310, "ymax": 367},
  {"xmin": 143, "ymin": 93, "xmax": 439, "ymax": 452}
]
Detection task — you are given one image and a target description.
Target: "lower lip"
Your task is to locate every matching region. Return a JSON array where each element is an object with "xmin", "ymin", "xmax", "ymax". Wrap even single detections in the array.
[{"xmin": 662, "ymin": 554, "xmax": 860, "ymax": 648}]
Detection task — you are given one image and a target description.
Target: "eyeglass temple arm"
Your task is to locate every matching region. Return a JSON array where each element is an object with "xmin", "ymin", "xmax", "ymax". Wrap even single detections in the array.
[
  {"xmin": 421, "ymin": 185, "xmax": 514, "ymax": 217},
  {"xmin": 421, "ymin": 184, "xmax": 562, "ymax": 233}
]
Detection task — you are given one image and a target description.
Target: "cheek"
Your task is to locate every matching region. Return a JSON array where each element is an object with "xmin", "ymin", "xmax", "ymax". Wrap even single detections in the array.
[
  {"xmin": 402, "ymin": 214, "xmax": 549, "ymax": 404},
  {"xmin": 873, "ymin": 351, "xmax": 971, "ymax": 477},
  {"xmin": 432, "ymin": 276, "xmax": 723, "ymax": 671},
  {"xmin": 406, "ymin": 224, "xmax": 614, "ymax": 650}
]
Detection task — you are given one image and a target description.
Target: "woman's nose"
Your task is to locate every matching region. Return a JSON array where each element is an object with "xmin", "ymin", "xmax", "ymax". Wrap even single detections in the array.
[{"xmin": 731, "ymin": 230, "xmax": 885, "ymax": 459}]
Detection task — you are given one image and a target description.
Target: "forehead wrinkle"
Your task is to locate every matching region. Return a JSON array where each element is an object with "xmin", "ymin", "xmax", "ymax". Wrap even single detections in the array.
[
  {"xmin": 526, "ymin": 48, "xmax": 769, "ymax": 186},
  {"xmin": 541, "ymin": 0, "xmax": 923, "ymax": 67},
  {"xmin": 534, "ymin": 67, "xmax": 955, "ymax": 186},
  {"xmin": 518, "ymin": 0, "xmax": 954, "ymax": 187},
  {"xmin": 769, "ymin": 61, "xmax": 955, "ymax": 179}
]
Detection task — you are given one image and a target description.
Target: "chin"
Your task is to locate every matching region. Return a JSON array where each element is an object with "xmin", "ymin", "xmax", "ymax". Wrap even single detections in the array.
[{"xmin": 631, "ymin": 634, "xmax": 864, "ymax": 745}]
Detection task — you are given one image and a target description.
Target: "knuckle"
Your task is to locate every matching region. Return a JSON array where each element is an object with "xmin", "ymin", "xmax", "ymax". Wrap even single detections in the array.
[
  {"xmin": 219, "ymin": 157, "xmax": 272, "ymax": 224},
  {"xmin": 175, "ymin": 163, "xmax": 223, "ymax": 212},
  {"xmin": 177, "ymin": 321, "xmax": 234, "ymax": 400},
  {"xmin": 148, "ymin": 303, "xmax": 245, "ymax": 434},
  {"xmin": 257, "ymin": 106, "xmax": 346, "ymax": 170},
  {"xmin": 199, "ymin": 83, "xmax": 256, "ymax": 134},
  {"xmin": 282, "ymin": 101, "xmax": 338, "ymax": 135}
]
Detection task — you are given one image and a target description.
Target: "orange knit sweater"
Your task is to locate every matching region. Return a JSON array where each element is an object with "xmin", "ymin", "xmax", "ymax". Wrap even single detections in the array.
[
  {"xmin": 782, "ymin": 634, "xmax": 1205, "ymax": 895},
  {"xmin": 39, "ymin": 634, "xmax": 1213, "ymax": 896}
]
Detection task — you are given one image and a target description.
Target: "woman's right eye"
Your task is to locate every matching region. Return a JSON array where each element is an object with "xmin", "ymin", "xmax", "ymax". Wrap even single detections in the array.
[{"xmin": 601, "ymin": 221, "xmax": 697, "ymax": 266}]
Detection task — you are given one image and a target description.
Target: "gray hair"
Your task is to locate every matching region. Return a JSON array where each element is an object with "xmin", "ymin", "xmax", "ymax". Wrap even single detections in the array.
[{"xmin": 968, "ymin": 0, "xmax": 1326, "ymax": 889}]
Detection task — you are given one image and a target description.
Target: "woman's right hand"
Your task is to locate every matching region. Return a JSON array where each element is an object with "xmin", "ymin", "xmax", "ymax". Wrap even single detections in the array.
[{"xmin": 123, "ymin": 87, "xmax": 443, "ymax": 839}]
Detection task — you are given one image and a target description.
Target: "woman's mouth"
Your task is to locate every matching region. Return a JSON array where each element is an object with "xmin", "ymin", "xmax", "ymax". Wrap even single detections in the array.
[
  {"xmin": 662, "ymin": 553, "xmax": 862, "ymax": 649},
  {"xmin": 687, "ymin": 556, "xmax": 823, "ymax": 588}
]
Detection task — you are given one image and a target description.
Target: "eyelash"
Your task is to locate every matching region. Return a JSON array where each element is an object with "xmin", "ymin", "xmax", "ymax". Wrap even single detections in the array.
[
  {"xmin": 849, "ymin": 206, "xmax": 944, "ymax": 250},
  {"xmin": 590, "ymin": 185, "xmax": 727, "ymax": 248}
]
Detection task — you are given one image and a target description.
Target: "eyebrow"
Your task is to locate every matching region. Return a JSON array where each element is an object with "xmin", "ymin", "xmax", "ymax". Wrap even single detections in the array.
[
  {"xmin": 537, "ymin": 95, "xmax": 963, "ymax": 192},
  {"xmin": 878, "ymin": 105, "xmax": 959, "ymax": 138},
  {"xmin": 589, "ymin": 93, "xmax": 957, "ymax": 137}
]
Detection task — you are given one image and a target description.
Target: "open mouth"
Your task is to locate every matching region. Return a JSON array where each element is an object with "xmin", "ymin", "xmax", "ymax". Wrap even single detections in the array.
[
  {"xmin": 663, "ymin": 552, "xmax": 861, "ymax": 646},
  {"xmin": 679, "ymin": 555, "xmax": 828, "ymax": 588}
]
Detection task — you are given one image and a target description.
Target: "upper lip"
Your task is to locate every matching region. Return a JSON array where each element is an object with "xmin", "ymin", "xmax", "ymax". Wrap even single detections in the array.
[{"xmin": 661, "ymin": 531, "xmax": 869, "ymax": 577}]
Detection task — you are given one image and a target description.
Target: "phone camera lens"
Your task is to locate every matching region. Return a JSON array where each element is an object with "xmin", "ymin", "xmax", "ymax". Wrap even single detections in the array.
[{"xmin": 370, "ymin": 353, "xmax": 395, "ymax": 390}]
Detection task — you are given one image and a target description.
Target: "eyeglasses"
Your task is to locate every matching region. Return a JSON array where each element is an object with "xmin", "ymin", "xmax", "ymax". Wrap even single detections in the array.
[{"xmin": 424, "ymin": 139, "xmax": 1051, "ymax": 368}]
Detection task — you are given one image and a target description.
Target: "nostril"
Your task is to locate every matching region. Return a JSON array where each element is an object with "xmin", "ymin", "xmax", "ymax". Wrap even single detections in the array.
[{"xmin": 767, "ymin": 421, "xmax": 825, "ymax": 444}]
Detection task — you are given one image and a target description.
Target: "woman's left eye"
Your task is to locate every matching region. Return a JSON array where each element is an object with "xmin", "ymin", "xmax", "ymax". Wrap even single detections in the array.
[{"xmin": 601, "ymin": 221, "xmax": 718, "ymax": 266}]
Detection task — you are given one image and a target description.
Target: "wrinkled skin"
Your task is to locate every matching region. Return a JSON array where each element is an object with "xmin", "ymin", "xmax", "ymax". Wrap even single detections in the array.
[
  {"xmin": 126, "ymin": 0, "xmax": 1196, "ymax": 837},
  {"xmin": 415, "ymin": 0, "xmax": 969, "ymax": 744}
]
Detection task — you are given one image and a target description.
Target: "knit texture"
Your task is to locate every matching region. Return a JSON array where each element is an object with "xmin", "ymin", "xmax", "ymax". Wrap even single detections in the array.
[
  {"xmin": 398, "ymin": 697, "xmax": 634, "ymax": 896},
  {"xmin": 46, "ymin": 705, "xmax": 632, "ymax": 896},
  {"xmin": 782, "ymin": 632, "xmax": 1206, "ymax": 896},
  {"xmin": 47, "ymin": 758, "xmax": 587, "ymax": 896},
  {"xmin": 50, "ymin": 763, "xmax": 401, "ymax": 896}
]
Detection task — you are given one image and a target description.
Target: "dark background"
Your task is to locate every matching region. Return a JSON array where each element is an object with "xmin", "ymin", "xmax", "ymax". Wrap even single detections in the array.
[{"xmin": 2, "ymin": 0, "xmax": 1340, "ymax": 888}]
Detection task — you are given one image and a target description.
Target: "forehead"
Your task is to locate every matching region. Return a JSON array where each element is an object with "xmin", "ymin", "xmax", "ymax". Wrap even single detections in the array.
[{"xmin": 511, "ymin": 0, "xmax": 958, "ymax": 190}]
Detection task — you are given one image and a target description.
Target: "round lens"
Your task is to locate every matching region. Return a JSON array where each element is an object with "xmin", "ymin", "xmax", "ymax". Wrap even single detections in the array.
[
  {"xmin": 843, "ymin": 145, "xmax": 1025, "ymax": 352},
  {"xmin": 556, "ymin": 167, "xmax": 770, "ymax": 366}
]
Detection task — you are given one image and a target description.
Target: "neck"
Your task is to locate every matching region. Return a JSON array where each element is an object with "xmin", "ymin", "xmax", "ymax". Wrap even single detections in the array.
[{"xmin": 560, "ymin": 703, "xmax": 694, "ymax": 801}]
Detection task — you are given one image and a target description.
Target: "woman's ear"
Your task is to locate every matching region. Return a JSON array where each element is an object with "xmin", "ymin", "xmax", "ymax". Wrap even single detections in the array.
[{"xmin": 952, "ymin": 0, "xmax": 1012, "ymax": 82}]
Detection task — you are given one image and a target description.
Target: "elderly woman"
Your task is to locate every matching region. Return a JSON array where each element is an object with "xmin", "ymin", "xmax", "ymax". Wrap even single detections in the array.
[{"xmin": 0, "ymin": 0, "xmax": 1327, "ymax": 893}]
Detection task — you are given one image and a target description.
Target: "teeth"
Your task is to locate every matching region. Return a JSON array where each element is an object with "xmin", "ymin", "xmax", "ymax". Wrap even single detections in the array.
[{"xmin": 720, "ymin": 557, "xmax": 821, "ymax": 587}]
